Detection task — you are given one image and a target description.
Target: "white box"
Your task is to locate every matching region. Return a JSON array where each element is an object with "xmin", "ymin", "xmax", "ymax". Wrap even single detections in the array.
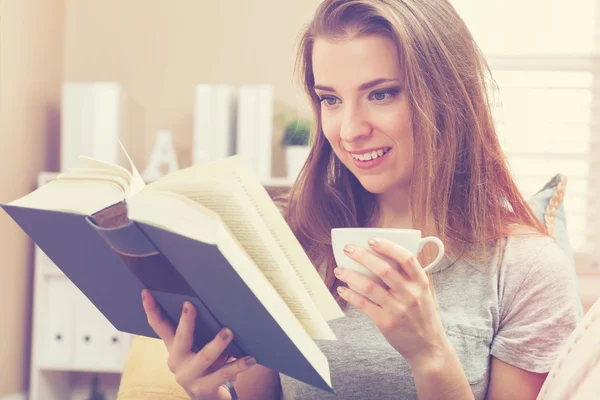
[
  {"xmin": 99, "ymin": 322, "xmax": 132, "ymax": 371},
  {"xmin": 72, "ymin": 286, "xmax": 131, "ymax": 372},
  {"xmin": 236, "ymin": 85, "xmax": 274, "ymax": 182},
  {"xmin": 60, "ymin": 82, "xmax": 125, "ymax": 171},
  {"xmin": 42, "ymin": 276, "xmax": 75, "ymax": 367},
  {"xmin": 193, "ymin": 84, "xmax": 237, "ymax": 164},
  {"xmin": 73, "ymin": 290, "xmax": 104, "ymax": 370}
]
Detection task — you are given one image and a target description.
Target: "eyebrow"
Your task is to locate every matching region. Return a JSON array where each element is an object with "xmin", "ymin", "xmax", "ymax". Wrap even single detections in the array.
[{"xmin": 313, "ymin": 78, "xmax": 401, "ymax": 92}]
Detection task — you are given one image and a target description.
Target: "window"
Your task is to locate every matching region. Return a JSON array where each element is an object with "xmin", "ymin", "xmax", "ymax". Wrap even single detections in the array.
[{"xmin": 451, "ymin": 0, "xmax": 600, "ymax": 257}]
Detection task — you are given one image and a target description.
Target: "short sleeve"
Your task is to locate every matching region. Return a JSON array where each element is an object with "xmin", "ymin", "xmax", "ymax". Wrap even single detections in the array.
[{"xmin": 490, "ymin": 239, "xmax": 582, "ymax": 373}]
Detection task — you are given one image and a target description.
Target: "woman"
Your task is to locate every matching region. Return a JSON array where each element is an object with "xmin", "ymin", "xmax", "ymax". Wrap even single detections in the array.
[{"xmin": 141, "ymin": 0, "xmax": 581, "ymax": 398}]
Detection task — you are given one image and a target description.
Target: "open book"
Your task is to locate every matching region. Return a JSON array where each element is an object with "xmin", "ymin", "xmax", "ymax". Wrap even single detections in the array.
[{"xmin": 1, "ymin": 143, "xmax": 344, "ymax": 393}]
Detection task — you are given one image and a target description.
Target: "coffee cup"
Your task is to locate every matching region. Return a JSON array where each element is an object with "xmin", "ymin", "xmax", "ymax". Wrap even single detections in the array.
[{"xmin": 331, "ymin": 228, "xmax": 445, "ymax": 295}]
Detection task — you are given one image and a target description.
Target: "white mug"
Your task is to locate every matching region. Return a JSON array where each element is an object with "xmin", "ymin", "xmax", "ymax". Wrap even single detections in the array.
[{"xmin": 331, "ymin": 228, "xmax": 445, "ymax": 295}]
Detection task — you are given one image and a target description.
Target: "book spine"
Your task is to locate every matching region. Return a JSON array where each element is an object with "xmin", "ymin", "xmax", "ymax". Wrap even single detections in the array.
[
  {"xmin": 86, "ymin": 217, "xmax": 244, "ymax": 358},
  {"xmin": 90, "ymin": 83, "xmax": 123, "ymax": 167},
  {"xmin": 236, "ymin": 85, "xmax": 273, "ymax": 182},
  {"xmin": 193, "ymin": 84, "xmax": 238, "ymax": 164},
  {"xmin": 60, "ymin": 82, "xmax": 124, "ymax": 171}
]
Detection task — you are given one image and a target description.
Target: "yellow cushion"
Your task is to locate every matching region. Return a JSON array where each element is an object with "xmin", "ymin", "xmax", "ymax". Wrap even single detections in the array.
[{"xmin": 116, "ymin": 335, "xmax": 189, "ymax": 400}]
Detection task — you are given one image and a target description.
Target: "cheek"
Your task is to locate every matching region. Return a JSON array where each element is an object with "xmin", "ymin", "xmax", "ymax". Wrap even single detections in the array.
[
  {"xmin": 378, "ymin": 108, "xmax": 414, "ymax": 169},
  {"xmin": 321, "ymin": 112, "xmax": 342, "ymax": 148},
  {"xmin": 377, "ymin": 107, "xmax": 412, "ymax": 145},
  {"xmin": 399, "ymin": 126, "xmax": 414, "ymax": 169}
]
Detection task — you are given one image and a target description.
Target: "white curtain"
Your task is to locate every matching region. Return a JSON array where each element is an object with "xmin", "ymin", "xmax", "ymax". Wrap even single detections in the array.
[{"xmin": 451, "ymin": 0, "xmax": 599, "ymax": 255}]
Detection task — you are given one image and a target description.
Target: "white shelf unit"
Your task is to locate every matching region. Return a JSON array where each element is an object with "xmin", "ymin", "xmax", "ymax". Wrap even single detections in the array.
[{"xmin": 28, "ymin": 171, "xmax": 292, "ymax": 399}]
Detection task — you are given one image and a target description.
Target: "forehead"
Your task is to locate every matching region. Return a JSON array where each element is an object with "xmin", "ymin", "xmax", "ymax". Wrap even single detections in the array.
[{"xmin": 312, "ymin": 35, "xmax": 403, "ymax": 87}]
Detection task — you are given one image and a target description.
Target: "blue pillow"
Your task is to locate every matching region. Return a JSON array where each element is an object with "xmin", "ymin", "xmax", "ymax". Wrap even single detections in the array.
[{"xmin": 527, "ymin": 174, "xmax": 583, "ymax": 317}]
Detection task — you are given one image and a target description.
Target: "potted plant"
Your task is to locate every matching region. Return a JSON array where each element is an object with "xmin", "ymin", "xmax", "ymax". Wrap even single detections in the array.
[{"xmin": 281, "ymin": 119, "xmax": 311, "ymax": 181}]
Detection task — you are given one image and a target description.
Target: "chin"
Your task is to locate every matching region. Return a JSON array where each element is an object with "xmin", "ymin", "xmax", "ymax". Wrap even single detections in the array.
[
  {"xmin": 355, "ymin": 177, "xmax": 395, "ymax": 195},
  {"xmin": 352, "ymin": 172, "xmax": 412, "ymax": 196}
]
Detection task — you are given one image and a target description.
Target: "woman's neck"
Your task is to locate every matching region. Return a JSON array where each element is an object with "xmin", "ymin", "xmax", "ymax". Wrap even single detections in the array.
[{"xmin": 373, "ymin": 186, "xmax": 412, "ymax": 229}]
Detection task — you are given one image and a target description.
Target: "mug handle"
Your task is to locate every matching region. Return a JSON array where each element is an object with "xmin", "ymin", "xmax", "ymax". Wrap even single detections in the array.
[{"xmin": 418, "ymin": 236, "xmax": 445, "ymax": 273}]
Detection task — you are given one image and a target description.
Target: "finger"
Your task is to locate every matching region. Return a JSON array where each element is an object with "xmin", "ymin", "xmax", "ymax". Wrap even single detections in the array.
[
  {"xmin": 171, "ymin": 301, "xmax": 196, "ymax": 366},
  {"xmin": 189, "ymin": 328, "xmax": 236, "ymax": 375},
  {"xmin": 334, "ymin": 266, "xmax": 390, "ymax": 307},
  {"xmin": 176, "ymin": 328, "xmax": 236, "ymax": 388},
  {"xmin": 336, "ymin": 284, "xmax": 385, "ymax": 321},
  {"xmin": 343, "ymin": 244, "xmax": 407, "ymax": 291},
  {"xmin": 367, "ymin": 238, "xmax": 427, "ymax": 282},
  {"xmin": 196, "ymin": 355, "xmax": 258, "ymax": 394},
  {"xmin": 142, "ymin": 289, "xmax": 175, "ymax": 349},
  {"xmin": 204, "ymin": 353, "xmax": 231, "ymax": 375}
]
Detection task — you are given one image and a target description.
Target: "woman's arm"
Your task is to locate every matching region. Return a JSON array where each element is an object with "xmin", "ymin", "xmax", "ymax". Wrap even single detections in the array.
[
  {"xmin": 234, "ymin": 364, "xmax": 281, "ymax": 400},
  {"xmin": 409, "ymin": 339, "xmax": 474, "ymax": 400},
  {"xmin": 411, "ymin": 346, "xmax": 547, "ymax": 400},
  {"xmin": 485, "ymin": 357, "xmax": 547, "ymax": 400},
  {"xmin": 334, "ymin": 238, "xmax": 476, "ymax": 399}
]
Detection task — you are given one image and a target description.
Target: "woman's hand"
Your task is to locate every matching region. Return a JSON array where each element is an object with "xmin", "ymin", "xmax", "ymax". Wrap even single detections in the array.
[
  {"xmin": 141, "ymin": 289, "xmax": 257, "ymax": 400},
  {"xmin": 334, "ymin": 238, "xmax": 450, "ymax": 368}
]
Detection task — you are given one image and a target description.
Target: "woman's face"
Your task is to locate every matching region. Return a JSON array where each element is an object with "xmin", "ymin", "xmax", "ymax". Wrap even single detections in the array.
[{"xmin": 312, "ymin": 34, "xmax": 414, "ymax": 195}]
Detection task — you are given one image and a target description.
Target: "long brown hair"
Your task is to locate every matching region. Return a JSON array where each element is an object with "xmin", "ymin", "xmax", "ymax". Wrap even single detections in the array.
[{"xmin": 278, "ymin": 0, "xmax": 546, "ymax": 304}]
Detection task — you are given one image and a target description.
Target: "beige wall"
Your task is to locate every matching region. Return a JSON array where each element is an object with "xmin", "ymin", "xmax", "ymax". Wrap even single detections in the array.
[
  {"xmin": 0, "ymin": 0, "xmax": 65, "ymax": 396},
  {"xmin": 63, "ymin": 0, "xmax": 321, "ymax": 171},
  {"xmin": 0, "ymin": 0, "xmax": 320, "ymax": 396}
]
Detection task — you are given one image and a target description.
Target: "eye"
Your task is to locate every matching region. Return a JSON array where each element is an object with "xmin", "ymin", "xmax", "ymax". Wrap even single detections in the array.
[
  {"xmin": 318, "ymin": 95, "xmax": 341, "ymax": 107},
  {"xmin": 369, "ymin": 88, "xmax": 400, "ymax": 102}
]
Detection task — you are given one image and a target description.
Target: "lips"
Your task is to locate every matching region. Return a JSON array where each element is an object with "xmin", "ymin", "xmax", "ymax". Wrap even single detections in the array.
[
  {"xmin": 347, "ymin": 147, "xmax": 392, "ymax": 170},
  {"xmin": 349, "ymin": 146, "xmax": 391, "ymax": 162}
]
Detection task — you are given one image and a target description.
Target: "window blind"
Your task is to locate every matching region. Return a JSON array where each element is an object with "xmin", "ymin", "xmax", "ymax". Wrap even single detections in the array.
[{"xmin": 450, "ymin": 0, "xmax": 599, "ymax": 255}]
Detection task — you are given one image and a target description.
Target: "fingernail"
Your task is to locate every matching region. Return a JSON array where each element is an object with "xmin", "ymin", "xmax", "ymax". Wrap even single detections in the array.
[
  {"xmin": 141, "ymin": 291, "xmax": 146, "ymax": 302},
  {"xmin": 337, "ymin": 286, "xmax": 346, "ymax": 294},
  {"xmin": 368, "ymin": 238, "xmax": 380, "ymax": 247},
  {"xmin": 220, "ymin": 328, "xmax": 231, "ymax": 341},
  {"xmin": 334, "ymin": 267, "xmax": 343, "ymax": 276},
  {"xmin": 343, "ymin": 244, "xmax": 355, "ymax": 254},
  {"xmin": 182, "ymin": 303, "xmax": 188, "ymax": 315},
  {"xmin": 244, "ymin": 356, "xmax": 256, "ymax": 366}
]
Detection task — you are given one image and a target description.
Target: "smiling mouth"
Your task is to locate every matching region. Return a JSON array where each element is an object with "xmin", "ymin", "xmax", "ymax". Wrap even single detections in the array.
[{"xmin": 349, "ymin": 147, "xmax": 391, "ymax": 162}]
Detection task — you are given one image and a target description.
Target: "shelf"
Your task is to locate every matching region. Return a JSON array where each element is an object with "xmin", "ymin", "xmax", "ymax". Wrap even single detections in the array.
[
  {"xmin": 261, "ymin": 177, "xmax": 294, "ymax": 188},
  {"xmin": 37, "ymin": 363, "xmax": 124, "ymax": 374},
  {"xmin": 40, "ymin": 170, "xmax": 293, "ymax": 188}
]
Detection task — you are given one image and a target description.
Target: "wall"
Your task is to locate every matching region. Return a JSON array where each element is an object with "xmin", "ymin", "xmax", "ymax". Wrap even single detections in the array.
[
  {"xmin": 0, "ymin": 0, "xmax": 65, "ymax": 397},
  {"xmin": 0, "ymin": 0, "xmax": 321, "ymax": 396},
  {"xmin": 63, "ymin": 0, "xmax": 322, "ymax": 172}
]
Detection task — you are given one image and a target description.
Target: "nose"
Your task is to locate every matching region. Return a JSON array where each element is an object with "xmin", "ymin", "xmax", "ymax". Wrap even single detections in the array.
[{"xmin": 339, "ymin": 103, "xmax": 372, "ymax": 143}]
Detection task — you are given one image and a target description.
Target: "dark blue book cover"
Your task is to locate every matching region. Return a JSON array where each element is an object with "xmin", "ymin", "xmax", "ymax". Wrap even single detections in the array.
[{"xmin": 0, "ymin": 201, "xmax": 334, "ymax": 393}]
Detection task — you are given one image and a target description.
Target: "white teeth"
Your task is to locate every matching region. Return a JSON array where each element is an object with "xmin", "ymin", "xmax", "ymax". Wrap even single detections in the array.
[{"xmin": 350, "ymin": 147, "xmax": 390, "ymax": 161}]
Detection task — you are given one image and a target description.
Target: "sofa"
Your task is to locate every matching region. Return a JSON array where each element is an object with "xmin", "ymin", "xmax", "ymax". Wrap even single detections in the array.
[{"xmin": 536, "ymin": 296, "xmax": 600, "ymax": 399}]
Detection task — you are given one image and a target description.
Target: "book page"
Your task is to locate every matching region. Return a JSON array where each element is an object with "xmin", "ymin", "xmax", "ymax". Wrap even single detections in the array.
[
  {"xmin": 127, "ymin": 189, "xmax": 222, "ymax": 246},
  {"xmin": 77, "ymin": 156, "xmax": 132, "ymax": 183},
  {"xmin": 118, "ymin": 139, "xmax": 146, "ymax": 198},
  {"xmin": 143, "ymin": 155, "xmax": 344, "ymax": 319},
  {"xmin": 9, "ymin": 179, "xmax": 125, "ymax": 215},
  {"xmin": 129, "ymin": 189, "xmax": 336, "ymax": 384},
  {"xmin": 58, "ymin": 169, "xmax": 130, "ymax": 193},
  {"xmin": 142, "ymin": 175, "xmax": 340, "ymax": 340}
]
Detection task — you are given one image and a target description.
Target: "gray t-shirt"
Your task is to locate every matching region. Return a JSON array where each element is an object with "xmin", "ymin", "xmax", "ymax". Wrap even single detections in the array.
[{"xmin": 279, "ymin": 234, "xmax": 582, "ymax": 399}]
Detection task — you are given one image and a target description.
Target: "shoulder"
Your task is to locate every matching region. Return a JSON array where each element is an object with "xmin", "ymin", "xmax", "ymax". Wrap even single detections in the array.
[
  {"xmin": 496, "ymin": 227, "xmax": 579, "ymax": 314},
  {"xmin": 500, "ymin": 227, "xmax": 571, "ymax": 277},
  {"xmin": 488, "ymin": 228, "xmax": 581, "ymax": 372}
]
